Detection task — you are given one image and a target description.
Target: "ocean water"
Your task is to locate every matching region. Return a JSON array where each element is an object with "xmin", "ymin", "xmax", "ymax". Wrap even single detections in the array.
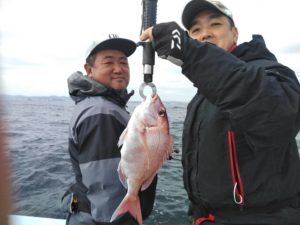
[
  {"xmin": 2, "ymin": 96, "xmax": 300, "ymax": 225},
  {"xmin": 1, "ymin": 96, "xmax": 189, "ymax": 225}
]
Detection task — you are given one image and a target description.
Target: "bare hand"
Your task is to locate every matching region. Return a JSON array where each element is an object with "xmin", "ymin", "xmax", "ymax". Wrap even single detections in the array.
[{"xmin": 140, "ymin": 27, "xmax": 154, "ymax": 41}]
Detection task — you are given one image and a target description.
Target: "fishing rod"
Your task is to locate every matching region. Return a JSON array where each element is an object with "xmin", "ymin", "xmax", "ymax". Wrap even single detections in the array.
[{"xmin": 138, "ymin": 0, "xmax": 158, "ymax": 99}]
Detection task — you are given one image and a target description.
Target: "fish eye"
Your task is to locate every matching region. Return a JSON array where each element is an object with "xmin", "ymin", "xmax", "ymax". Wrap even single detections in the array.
[{"xmin": 158, "ymin": 109, "xmax": 166, "ymax": 117}]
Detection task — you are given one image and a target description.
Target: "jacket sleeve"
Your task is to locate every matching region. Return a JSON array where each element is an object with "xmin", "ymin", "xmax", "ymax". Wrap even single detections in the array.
[{"xmin": 181, "ymin": 39, "xmax": 300, "ymax": 150}]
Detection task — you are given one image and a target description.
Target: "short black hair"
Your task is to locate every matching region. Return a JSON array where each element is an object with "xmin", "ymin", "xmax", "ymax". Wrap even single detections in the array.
[{"xmin": 86, "ymin": 54, "xmax": 96, "ymax": 66}]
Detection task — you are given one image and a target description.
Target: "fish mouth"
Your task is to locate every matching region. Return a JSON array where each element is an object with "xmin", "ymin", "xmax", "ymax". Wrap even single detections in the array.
[{"xmin": 152, "ymin": 94, "xmax": 158, "ymax": 100}]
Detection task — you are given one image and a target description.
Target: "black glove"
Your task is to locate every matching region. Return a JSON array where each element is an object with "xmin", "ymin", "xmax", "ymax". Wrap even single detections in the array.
[{"xmin": 152, "ymin": 21, "xmax": 187, "ymax": 66}]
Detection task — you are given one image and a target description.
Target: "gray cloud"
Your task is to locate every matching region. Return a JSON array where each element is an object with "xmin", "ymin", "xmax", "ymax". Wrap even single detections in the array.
[
  {"xmin": 1, "ymin": 57, "xmax": 42, "ymax": 70},
  {"xmin": 280, "ymin": 43, "xmax": 300, "ymax": 54}
]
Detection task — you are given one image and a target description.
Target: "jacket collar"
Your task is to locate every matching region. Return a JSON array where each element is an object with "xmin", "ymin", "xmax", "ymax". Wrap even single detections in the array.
[
  {"xmin": 232, "ymin": 35, "xmax": 277, "ymax": 62},
  {"xmin": 67, "ymin": 71, "xmax": 134, "ymax": 107}
]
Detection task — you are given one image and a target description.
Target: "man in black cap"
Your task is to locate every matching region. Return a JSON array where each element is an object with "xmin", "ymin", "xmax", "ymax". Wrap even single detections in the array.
[
  {"xmin": 140, "ymin": 0, "xmax": 300, "ymax": 224},
  {"xmin": 62, "ymin": 34, "xmax": 157, "ymax": 225}
]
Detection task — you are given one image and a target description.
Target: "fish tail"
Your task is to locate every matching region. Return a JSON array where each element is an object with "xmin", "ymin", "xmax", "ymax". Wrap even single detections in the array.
[{"xmin": 110, "ymin": 194, "xmax": 142, "ymax": 225}]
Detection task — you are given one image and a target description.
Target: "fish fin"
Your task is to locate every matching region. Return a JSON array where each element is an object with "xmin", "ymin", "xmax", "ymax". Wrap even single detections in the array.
[
  {"xmin": 110, "ymin": 194, "xmax": 142, "ymax": 225},
  {"xmin": 118, "ymin": 127, "xmax": 128, "ymax": 147},
  {"xmin": 163, "ymin": 136, "xmax": 174, "ymax": 161},
  {"xmin": 141, "ymin": 172, "xmax": 157, "ymax": 191},
  {"xmin": 118, "ymin": 165, "xmax": 128, "ymax": 189}
]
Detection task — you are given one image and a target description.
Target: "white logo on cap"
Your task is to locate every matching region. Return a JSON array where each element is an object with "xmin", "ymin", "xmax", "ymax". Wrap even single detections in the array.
[{"xmin": 108, "ymin": 34, "xmax": 119, "ymax": 39}]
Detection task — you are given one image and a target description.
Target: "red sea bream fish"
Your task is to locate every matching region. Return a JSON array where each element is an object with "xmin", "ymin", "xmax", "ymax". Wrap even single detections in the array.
[{"xmin": 111, "ymin": 94, "xmax": 173, "ymax": 225}]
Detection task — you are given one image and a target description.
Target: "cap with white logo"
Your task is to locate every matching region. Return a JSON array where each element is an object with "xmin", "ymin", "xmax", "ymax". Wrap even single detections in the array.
[{"xmin": 86, "ymin": 34, "xmax": 137, "ymax": 59}]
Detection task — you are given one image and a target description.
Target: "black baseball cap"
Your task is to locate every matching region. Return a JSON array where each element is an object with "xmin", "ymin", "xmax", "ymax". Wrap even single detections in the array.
[{"xmin": 182, "ymin": 0, "xmax": 234, "ymax": 30}]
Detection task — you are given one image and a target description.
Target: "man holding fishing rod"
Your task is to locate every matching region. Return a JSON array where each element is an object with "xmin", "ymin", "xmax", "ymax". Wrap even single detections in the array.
[{"xmin": 140, "ymin": 0, "xmax": 300, "ymax": 224}]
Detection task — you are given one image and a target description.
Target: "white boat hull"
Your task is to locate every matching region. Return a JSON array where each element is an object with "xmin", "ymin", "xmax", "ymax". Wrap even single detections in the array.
[{"xmin": 9, "ymin": 215, "xmax": 65, "ymax": 225}]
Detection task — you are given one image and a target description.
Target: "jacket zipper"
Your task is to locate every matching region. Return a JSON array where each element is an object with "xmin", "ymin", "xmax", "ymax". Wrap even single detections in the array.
[{"xmin": 228, "ymin": 130, "xmax": 245, "ymax": 209}]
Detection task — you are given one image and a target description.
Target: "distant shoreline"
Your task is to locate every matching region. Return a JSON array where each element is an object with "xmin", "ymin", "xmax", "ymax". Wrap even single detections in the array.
[{"xmin": 1, "ymin": 95, "xmax": 190, "ymax": 103}]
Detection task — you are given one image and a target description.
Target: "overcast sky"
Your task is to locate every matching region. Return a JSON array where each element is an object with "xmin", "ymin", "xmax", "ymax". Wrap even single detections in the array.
[{"xmin": 1, "ymin": 0, "xmax": 300, "ymax": 101}]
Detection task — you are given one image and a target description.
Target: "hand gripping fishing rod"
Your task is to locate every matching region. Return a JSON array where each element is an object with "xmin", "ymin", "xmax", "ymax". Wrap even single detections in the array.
[{"xmin": 138, "ymin": 0, "xmax": 158, "ymax": 99}]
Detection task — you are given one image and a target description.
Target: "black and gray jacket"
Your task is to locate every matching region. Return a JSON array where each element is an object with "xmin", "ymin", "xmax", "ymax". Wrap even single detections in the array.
[
  {"xmin": 66, "ymin": 72, "xmax": 156, "ymax": 223},
  {"xmin": 181, "ymin": 35, "xmax": 300, "ymax": 216}
]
